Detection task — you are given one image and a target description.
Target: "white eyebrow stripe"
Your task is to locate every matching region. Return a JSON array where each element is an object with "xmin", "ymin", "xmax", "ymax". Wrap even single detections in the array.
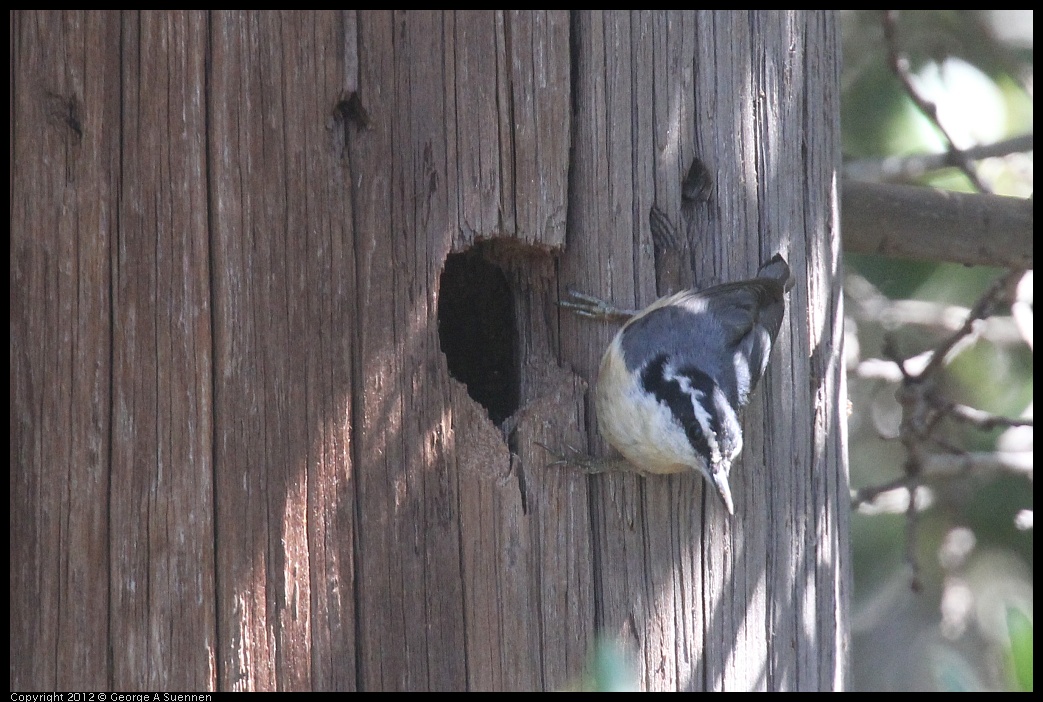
[{"xmin": 662, "ymin": 363, "xmax": 723, "ymax": 467}]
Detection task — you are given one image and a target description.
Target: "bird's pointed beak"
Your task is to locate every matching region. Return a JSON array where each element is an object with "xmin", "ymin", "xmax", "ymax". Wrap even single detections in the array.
[{"xmin": 711, "ymin": 467, "xmax": 734, "ymax": 516}]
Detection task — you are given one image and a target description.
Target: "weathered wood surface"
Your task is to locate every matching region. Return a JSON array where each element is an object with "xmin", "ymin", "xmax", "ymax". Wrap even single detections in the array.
[
  {"xmin": 561, "ymin": 12, "xmax": 848, "ymax": 690},
  {"xmin": 11, "ymin": 10, "xmax": 847, "ymax": 691}
]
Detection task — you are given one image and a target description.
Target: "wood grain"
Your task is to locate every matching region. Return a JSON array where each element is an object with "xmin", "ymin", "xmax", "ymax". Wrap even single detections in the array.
[{"xmin": 10, "ymin": 10, "xmax": 846, "ymax": 691}]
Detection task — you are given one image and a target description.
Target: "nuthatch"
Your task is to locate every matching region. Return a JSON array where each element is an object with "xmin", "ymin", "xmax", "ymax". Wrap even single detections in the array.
[{"xmin": 556, "ymin": 255, "xmax": 793, "ymax": 515}]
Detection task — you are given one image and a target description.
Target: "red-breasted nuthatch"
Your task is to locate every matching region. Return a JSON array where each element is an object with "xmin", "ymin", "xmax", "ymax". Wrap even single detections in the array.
[{"xmin": 558, "ymin": 255, "xmax": 793, "ymax": 515}]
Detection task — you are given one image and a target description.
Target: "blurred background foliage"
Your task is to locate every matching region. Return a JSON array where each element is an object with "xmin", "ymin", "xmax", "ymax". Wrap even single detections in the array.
[{"xmin": 841, "ymin": 10, "xmax": 1032, "ymax": 691}]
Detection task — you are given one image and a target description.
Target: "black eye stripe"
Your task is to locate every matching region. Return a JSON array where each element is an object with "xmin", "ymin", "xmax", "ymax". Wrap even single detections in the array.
[{"xmin": 640, "ymin": 354, "xmax": 719, "ymax": 460}]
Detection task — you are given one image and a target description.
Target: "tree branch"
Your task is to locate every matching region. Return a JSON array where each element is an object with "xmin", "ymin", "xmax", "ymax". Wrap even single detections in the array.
[
  {"xmin": 841, "ymin": 180, "xmax": 1033, "ymax": 268},
  {"xmin": 851, "ymin": 267, "xmax": 1032, "ymax": 587}
]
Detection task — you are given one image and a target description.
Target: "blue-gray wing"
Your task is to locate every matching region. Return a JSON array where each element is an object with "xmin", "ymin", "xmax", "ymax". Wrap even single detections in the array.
[{"xmin": 619, "ymin": 273, "xmax": 788, "ymax": 408}]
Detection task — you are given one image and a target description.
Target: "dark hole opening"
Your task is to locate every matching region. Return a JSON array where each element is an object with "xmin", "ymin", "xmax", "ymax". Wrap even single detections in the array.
[{"xmin": 437, "ymin": 243, "xmax": 520, "ymax": 425}]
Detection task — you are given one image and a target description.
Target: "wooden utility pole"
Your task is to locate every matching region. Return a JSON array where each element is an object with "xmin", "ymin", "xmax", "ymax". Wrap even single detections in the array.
[{"xmin": 11, "ymin": 10, "xmax": 848, "ymax": 691}]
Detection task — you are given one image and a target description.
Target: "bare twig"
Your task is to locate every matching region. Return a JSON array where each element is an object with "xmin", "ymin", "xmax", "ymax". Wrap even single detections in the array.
[
  {"xmin": 922, "ymin": 451, "xmax": 1034, "ymax": 477},
  {"xmin": 904, "ymin": 472, "xmax": 922, "ymax": 591},
  {"xmin": 941, "ymin": 402, "xmax": 1034, "ymax": 431},
  {"xmin": 844, "ymin": 134, "xmax": 1034, "ymax": 184},
  {"xmin": 918, "ymin": 269, "xmax": 1023, "ymax": 378},
  {"xmin": 851, "ymin": 477, "xmax": 917, "ymax": 509},
  {"xmin": 851, "ymin": 452, "xmax": 1032, "ymax": 512},
  {"xmin": 851, "ymin": 266, "xmax": 1031, "ymax": 586},
  {"xmin": 847, "ymin": 273, "xmax": 1024, "ymax": 345},
  {"xmin": 881, "ymin": 10, "xmax": 990, "ymax": 193}
]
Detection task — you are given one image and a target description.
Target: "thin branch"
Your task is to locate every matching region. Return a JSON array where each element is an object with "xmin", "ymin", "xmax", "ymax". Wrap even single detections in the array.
[
  {"xmin": 940, "ymin": 402, "xmax": 1034, "ymax": 431},
  {"xmin": 852, "ymin": 266, "xmax": 1032, "ymax": 588},
  {"xmin": 851, "ymin": 477, "xmax": 917, "ymax": 509},
  {"xmin": 922, "ymin": 451, "xmax": 1034, "ymax": 477},
  {"xmin": 851, "ymin": 451, "xmax": 1032, "ymax": 509},
  {"xmin": 904, "ymin": 472, "xmax": 922, "ymax": 591},
  {"xmin": 918, "ymin": 269, "xmax": 1023, "ymax": 378},
  {"xmin": 881, "ymin": 10, "xmax": 990, "ymax": 193},
  {"xmin": 846, "ymin": 273, "xmax": 1024, "ymax": 345},
  {"xmin": 843, "ymin": 134, "xmax": 1034, "ymax": 184}
]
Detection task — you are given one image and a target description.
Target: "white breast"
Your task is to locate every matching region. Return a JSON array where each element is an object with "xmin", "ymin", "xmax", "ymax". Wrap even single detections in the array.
[{"xmin": 594, "ymin": 335, "xmax": 701, "ymax": 475}]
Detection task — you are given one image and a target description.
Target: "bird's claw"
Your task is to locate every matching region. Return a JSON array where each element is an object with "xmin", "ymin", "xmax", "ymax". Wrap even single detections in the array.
[
  {"xmin": 557, "ymin": 289, "xmax": 636, "ymax": 323},
  {"xmin": 535, "ymin": 441, "xmax": 581, "ymax": 467},
  {"xmin": 535, "ymin": 441, "xmax": 629, "ymax": 475}
]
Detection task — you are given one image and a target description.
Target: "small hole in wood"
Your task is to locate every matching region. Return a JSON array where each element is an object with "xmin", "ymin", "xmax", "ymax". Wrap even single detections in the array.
[{"xmin": 437, "ymin": 243, "xmax": 519, "ymax": 425}]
